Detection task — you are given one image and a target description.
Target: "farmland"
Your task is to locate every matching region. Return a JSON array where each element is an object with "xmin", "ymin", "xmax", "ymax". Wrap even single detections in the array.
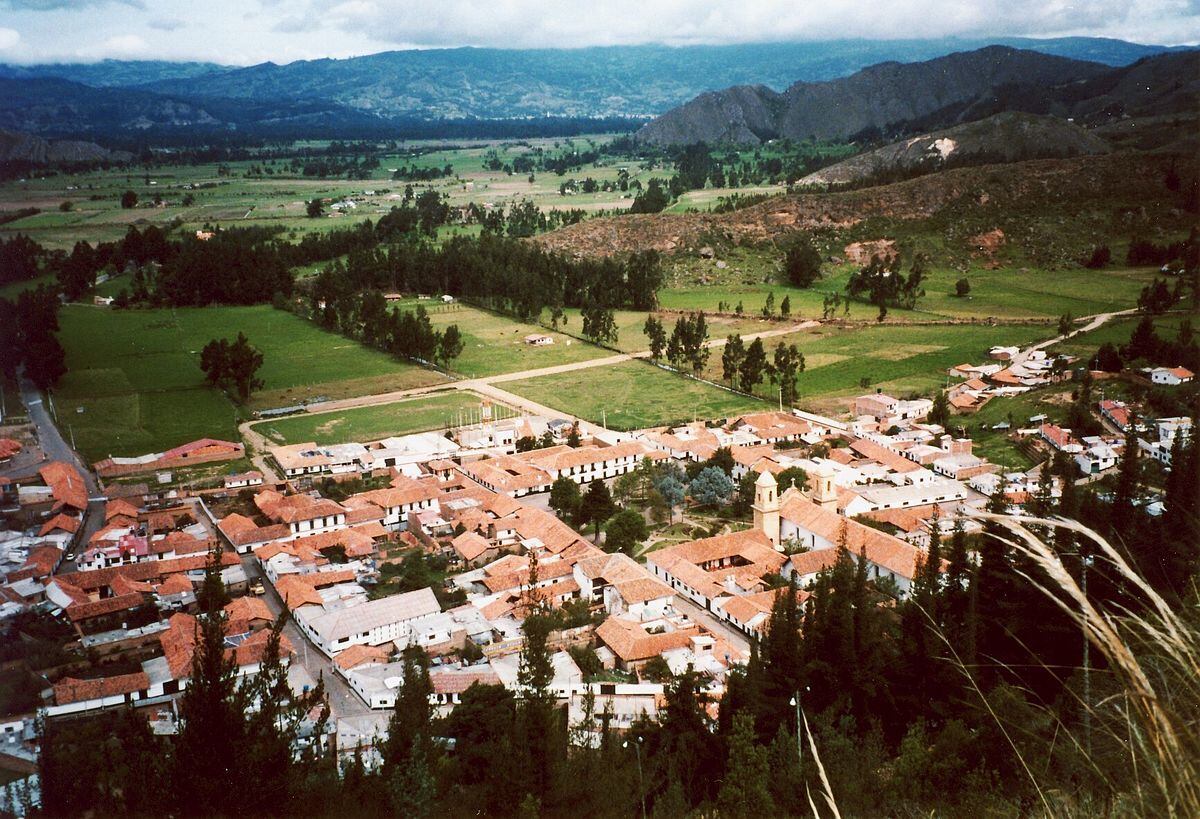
[
  {"xmin": 54, "ymin": 304, "xmax": 443, "ymax": 460},
  {"xmin": 255, "ymin": 391, "xmax": 503, "ymax": 445},
  {"xmin": 503, "ymin": 360, "xmax": 767, "ymax": 430}
]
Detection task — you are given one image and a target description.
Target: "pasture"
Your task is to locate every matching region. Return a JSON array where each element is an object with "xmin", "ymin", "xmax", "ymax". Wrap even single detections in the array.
[
  {"xmin": 503, "ymin": 359, "xmax": 767, "ymax": 430},
  {"xmin": 256, "ymin": 390, "xmax": 502, "ymax": 445},
  {"xmin": 700, "ymin": 322, "xmax": 1054, "ymax": 413},
  {"xmin": 391, "ymin": 301, "xmax": 613, "ymax": 377},
  {"xmin": 54, "ymin": 304, "xmax": 444, "ymax": 459}
]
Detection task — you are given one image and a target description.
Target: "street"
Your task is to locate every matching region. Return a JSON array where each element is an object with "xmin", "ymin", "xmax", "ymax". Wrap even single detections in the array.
[
  {"xmin": 671, "ymin": 595, "xmax": 751, "ymax": 657},
  {"xmin": 6, "ymin": 370, "xmax": 106, "ymax": 570},
  {"xmin": 234, "ymin": 549, "xmax": 373, "ymax": 718}
]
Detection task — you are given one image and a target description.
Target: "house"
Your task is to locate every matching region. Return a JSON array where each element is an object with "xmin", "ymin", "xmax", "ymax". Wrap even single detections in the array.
[
  {"xmin": 524, "ymin": 333, "xmax": 555, "ymax": 346},
  {"xmin": 646, "ymin": 528, "xmax": 786, "ymax": 611},
  {"xmin": 854, "ymin": 394, "xmax": 932, "ymax": 425},
  {"xmin": 726, "ymin": 412, "xmax": 823, "ymax": 445},
  {"xmin": 1075, "ymin": 439, "xmax": 1120, "ymax": 475},
  {"xmin": 223, "ymin": 471, "xmax": 264, "ymax": 490},
  {"xmin": 1148, "ymin": 366, "xmax": 1194, "ymax": 386},
  {"xmin": 294, "ymin": 587, "xmax": 442, "ymax": 656},
  {"xmin": 94, "ymin": 439, "xmax": 244, "ymax": 478},
  {"xmin": 1099, "ymin": 400, "xmax": 1131, "ymax": 431},
  {"xmin": 0, "ymin": 439, "xmax": 21, "ymax": 464}
]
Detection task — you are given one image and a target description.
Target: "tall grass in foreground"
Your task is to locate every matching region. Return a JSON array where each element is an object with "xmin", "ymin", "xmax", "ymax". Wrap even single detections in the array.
[{"xmin": 975, "ymin": 513, "xmax": 1200, "ymax": 818}]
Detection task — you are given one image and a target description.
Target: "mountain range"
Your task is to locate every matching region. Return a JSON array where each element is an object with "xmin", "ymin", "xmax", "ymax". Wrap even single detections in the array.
[
  {"xmin": 634, "ymin": 47, "xmax": 1200, "ymax": 145},
  {"xmin": 0, "ymin": 36, "xmax": 1192, "ymax": 138}
]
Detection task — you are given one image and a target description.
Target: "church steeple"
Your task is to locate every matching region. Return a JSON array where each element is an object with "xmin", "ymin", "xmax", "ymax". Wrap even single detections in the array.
[
  {"xmin": 811, "ymin": 461, "xmax": 838, "ymax": 510},
  {"xmin": 752, "ymin": 470, "xmax": 780, "ymax": 547}
]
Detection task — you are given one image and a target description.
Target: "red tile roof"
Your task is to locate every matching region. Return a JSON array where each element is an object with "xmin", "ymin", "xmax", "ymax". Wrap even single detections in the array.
[
  {"xmin": 54, "ymin": 672, "xmax": 149, "ymax": 705},
  {"xmin": 39, "ymin": 461, "xmax": 88, "ymax": 512}
]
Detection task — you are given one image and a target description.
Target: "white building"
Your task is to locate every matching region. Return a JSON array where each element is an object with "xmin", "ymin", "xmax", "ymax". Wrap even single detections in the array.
[{"xmin": 295, "ymin": 587, "xmax": 441, "ymax": 656}]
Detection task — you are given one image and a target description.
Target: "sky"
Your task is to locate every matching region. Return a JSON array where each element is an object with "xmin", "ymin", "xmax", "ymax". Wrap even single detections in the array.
[{"xmin": 0, "ymin": 0, "xmax": 1197, "ymax": 65}]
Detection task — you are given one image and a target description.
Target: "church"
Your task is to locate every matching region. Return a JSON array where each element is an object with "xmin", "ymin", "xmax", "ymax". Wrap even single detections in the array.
[{"xmin": 751, "ymin": 465, "xmax": 928, "ymax": 598}]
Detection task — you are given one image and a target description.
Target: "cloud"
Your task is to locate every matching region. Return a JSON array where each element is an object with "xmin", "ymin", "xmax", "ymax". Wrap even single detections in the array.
[
  {"xmin": 0, "ymin": 27, "xmax": 19, "ymax": 50},
  {"xmin": 315, "ymin": 0, "xmax": 1200, "ymax": 47},
  {"xmin": 0, "ymin": 0, "xmax": 1196, "ymax": 66},
  {"xmin": 147, "ymin": 16, "xmax": 186, "ymax": 31},
  {"xmin": 0, "ymin": 0, "xmax": 144, "ymax": 9}
]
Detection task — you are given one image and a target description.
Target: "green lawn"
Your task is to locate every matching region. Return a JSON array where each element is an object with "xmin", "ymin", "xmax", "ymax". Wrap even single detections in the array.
[
  {"xmin": 503, "ymin": 360, "xmax": 767, "ymax": 430},
  {"xmin": 256, "ymin": 391, "xmax": 509, "ymax": 445},
  {"xmin": 55, "ymin": 304, "xmax": 445, "ymax": 460},
  {"xmin": 700, "ymin": 322, "xmax": 1054, "ymax": 413}
]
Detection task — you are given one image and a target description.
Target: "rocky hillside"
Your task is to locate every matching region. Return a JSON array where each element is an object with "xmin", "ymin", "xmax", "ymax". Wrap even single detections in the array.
[
  {"xmin": 533, "ymin": 152, "xmax": 1194, "ymax": 259},
  {"xmin": 798, "ymin": 112, "xmax": 1110, "ymax": 187},
  {"xmin": 636, "ymin": 47, "xmax": 1198, "ymax": 146},
  {"xmin": 0, "ymin": 128, "xmax": 132, "ymax": 164},
  {"xmin": 635, "ymin": 46, "xmax": 1107, "ymax": 145}
]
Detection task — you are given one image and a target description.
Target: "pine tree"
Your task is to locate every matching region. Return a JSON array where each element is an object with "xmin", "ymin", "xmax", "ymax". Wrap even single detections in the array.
[
  {"xmin": 717, "ymin": 713, "xmax": 775, "ymax": 817},
  {"xmin": 173, "ymin": 595, "xmax": 245, "ymax": 815}
]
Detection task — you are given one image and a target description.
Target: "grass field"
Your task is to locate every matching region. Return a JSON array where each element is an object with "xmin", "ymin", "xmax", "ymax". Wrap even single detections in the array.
[
  {"xmin": 256, "ymin": 391, "xmax": 508, "ymax": 445},
  {"xmin": 55, "ymin": 304, "xmax": 445, "ymax": 460},
  {"xmin": 700, "ymin": 322, "xmax": 1054, "ymax": 413},
  {"xmin": 390, "ymin": 302, "xmax": 612, "ymax": 377},
  {"xmin": 660, "ymin": 244, "xmax": 1161, "ymax": 322},
  {"xmin": 555, "ymin": 306, "xmax": 779, "ymax": 354},
  {"xmin": 503, "ymin": 360, "xmax": 767, "ymax": 430}
]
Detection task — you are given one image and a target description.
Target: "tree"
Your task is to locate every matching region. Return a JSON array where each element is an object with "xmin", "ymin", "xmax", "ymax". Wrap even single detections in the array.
[
  {"xmin": 23, "ymin": 332, "xmax": 67, "ymax": 390},
  {"xmin": 549, "ymin": 476, "xmax": 581, "ymax": 521},
  {"xmin": 955, "ymin": 277, "xmax": 971, "ymax": 297},
  {"xmin": 780, "ymin": 295, "xmax": 791, "ymax": 317},
  {"xmin": 739, "ymin": 337, "xmax": 768, "ymax": 393},
  {"xmin": 306, "ymin": 198, "xmax": 324, "ymax": 218},
  {"xmin": 383, "ymin": 645, "xmax": 434, "ymax": 781},
  {"xmin": 199, "ymin": 338, "xmax": 230, "ymax": 387},
  {"xmin": 689, "ymin": 466, "xmax": 733, "ymax": 507},
  {"xmin": 769, "ymin": 342, "xmax": 805, "ymax": 406},
  {"xmin": 655, "ymin": 475, "xmax": 686, "ymax": 521},
  {"xmin": 1094, "ymin": 342, "xmax": 1123, "ymax": 372},
  {"xmin": 566, "ymin": 422, "xmax": 582, "ymax": 448},
  {"xmin": 784, "ymin": 235, "xmax": 822, "ymax": 288},
  {"xmin": 775, "ymin": 466, "xmax": 809, "ymax": 492},
  {"xmin": 717, "ymin": 713, "xmax": 776, "ymax": 817},
  {"xmin": 438, "ymin": 324, "xmax": 464, "ymax": 366},
  {"xmin": 224, "ymin": 332, "xmax": 265, "ymax": 403},
  {"xmin": 173, "ymin": 587, "xmax": 245, "ymax": 814},
  {"xmin": 581, "ymin": 306, "xmax": 618, "ymax": 345},
  {"xmin": 1058, "ymin": 312, "xmax": 1074, "ymax": 337},
  {"xmin": 120, "ymin": 190, "xmax": 138, "ymax": 209},
  {"xmin": 605, "ymin": 509, "xmax": 649, "ymax": 555},
  {"xmin": 578, "ymin": 479, "xmax": 617, "ymax": 542},
  {"xmin": 929, "ymin": 389, "xmax": 951, "ymax": 428},
  {"xmin": 722, "ymin": 334, "xmax": 746, "ymax": 388},
  {"xmin": 1083, "ymin": 245, "xmax": 1111, "ymax": 269},
  {"xmin": 643, "ymin": 315, "xmax": 666, "ymax": 361}
]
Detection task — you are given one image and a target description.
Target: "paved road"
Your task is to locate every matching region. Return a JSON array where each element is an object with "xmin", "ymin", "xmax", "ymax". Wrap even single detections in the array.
[
  {"xmin": 11, "ymin": 370, "xmax": 105, "ymax": 567},
  {"xmin": 232, "ymin": 548, "xmax": 372, "ymax": 718}
]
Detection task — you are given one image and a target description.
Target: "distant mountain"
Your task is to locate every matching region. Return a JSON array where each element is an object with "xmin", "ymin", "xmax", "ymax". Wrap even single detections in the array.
[
  {"xmin": 636, "ymin": 48, "xmax": 1200, "ymax": 145},
  {"xmin": 115, "ymin": 37, "xmax": 1188, "ymax": 120},
  {"xmin": 0, "ymin": 77, "xmax": 391, "ymax": 139},
  {"xmin": 635, "ymin": 46, "xmax": 1116, "ymax": 145},
  {"xmin": 797, "ymin": 112, "xmax": 1110, "ymax": 187},
  {"xmin": 0, "ymin": 39, "xmax": 1191, "ymax": 140},
  {"xmin": 0, "ymin": 128, "xmax": 132, "ymax": 164},
  {"xmin": 0, "ymin": 59, "xmax": 222, "ymax": 87}
]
